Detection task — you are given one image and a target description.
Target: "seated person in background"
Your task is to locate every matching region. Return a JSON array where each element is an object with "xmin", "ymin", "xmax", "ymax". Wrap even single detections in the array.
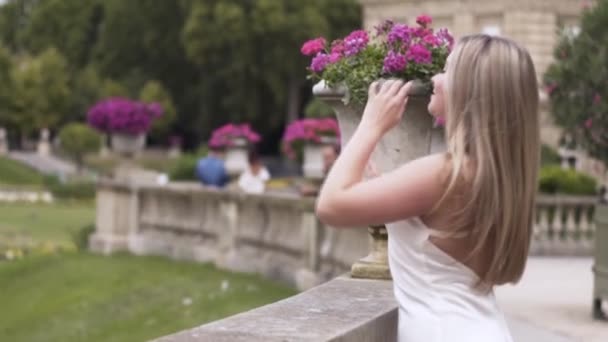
[
  {"xmin": 238, "ymin": 147, "xmax": 270, "ymax": 194},
  {"xmin": 196, "ymin": 146, "xmax": 228, "ymax": 188},
  {"xmin": 299, "ymin": 144, "xmax": 340, "ymax": 196}
]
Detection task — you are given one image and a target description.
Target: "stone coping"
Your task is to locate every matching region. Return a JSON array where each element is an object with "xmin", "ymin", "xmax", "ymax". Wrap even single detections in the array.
[
  {"xmin": 97, "ymin": 179, "xmax": 317, "ymax": 210},
  {"xmin": 154, "ymin": 276, "xmax": 397, "ymax": 342}
]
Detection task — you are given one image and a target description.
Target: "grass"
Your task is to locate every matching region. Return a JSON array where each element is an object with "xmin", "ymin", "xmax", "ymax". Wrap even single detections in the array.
[
  {"xmin": 0, "ymin": 157, "xmax": 45, "ymax": 187},
  {"xmin": 0, "ymin": 202, "xmax": 95, "ymax": 249},
  {"xmin": 0, "ymin": 253, "xmax": 297, "ymax": 342},
  {"xmin": 0, "ymin": 202, "xmax": 297, "ymax": 341}
]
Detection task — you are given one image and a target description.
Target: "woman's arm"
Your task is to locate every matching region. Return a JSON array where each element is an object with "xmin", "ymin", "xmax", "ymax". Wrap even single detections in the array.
[{"xmin": 316, "ymin": 80, "xmax": 446, "ymax": 227}]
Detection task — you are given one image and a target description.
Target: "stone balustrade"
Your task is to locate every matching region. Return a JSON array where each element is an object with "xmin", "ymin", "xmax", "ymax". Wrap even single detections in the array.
[
  {"xmin": 90, "ymin": 180, "xmax": 370, "ymax": 290},
  {"xmin": 531, "ymin": 194, "xmax": 597, "ymax": 256}
]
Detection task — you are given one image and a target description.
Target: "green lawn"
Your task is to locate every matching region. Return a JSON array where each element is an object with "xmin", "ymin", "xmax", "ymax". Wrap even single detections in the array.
[
  {"xmin": 0, "ymin": 202, "xmax": 94, "ymax": 249},
  {"xmin": 0, "ymin": 157, "xmax": 45, "ymax": 187},
  {"xmin": 0, "ymin": 253, "xmax": 297, "ymax": 342},
  {"xmin": 0, "ymin": 202, "xmax": 297, "ymax": 341}
]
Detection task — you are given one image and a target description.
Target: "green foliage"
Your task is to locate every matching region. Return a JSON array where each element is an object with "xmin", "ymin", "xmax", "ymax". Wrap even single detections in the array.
[
  {"xmin": 304, "ymin": 98, "xmax": 334, "ymax": 118},
  {"xmin": 0, "ymin": 0, "xmax": 362, "ymax": 148},
  {"xmin": 58, "ymin": 123, "xmax": 102, "ymax": 168},
  {"xmin": 168, "ymin": 154, "xmax": 198, "ymax": 181},
  {"xmin": 538, "ymin": 165, "xmax": 598, "ymax": 195},
  {"xmin": 20, "ymin": 0, "xmax": 101, "ymax": 68},
  {"xmin": 544, "ymin": 0, "xmax": 608, "ymax": 166},
  {"xmin": 541, "ymin": 144, "xmax": 561, "ymax": 166},
  {"xmin": 139, "ymin": 80, "xmax": 177, "ymax": 144},
  {"xmin": 70, "ymin": 224, "xmax": 95, "ymax": 251},
  {"xmin": 168, "ymin": 145, "xmax": 208, "ymax": 181},
  {"xmin": 43, "ymin": 176, "xmax": 96, "ymax": 200},
  {"xmin": 10, "ymin": 48, "xmax": 71, "ymax": 135}
]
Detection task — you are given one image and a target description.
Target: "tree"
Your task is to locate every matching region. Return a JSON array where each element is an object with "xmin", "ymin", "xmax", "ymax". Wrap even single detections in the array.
[
  {"xmin": 139, "ymin": 80, "xmax": 177, "ymax": 144},
  {"xmin": 58, "ymin": 122, "xmax": 101, "ymax": 170},
  {"xmin": 20, "ymin": 0, "xmax": 101, "ymax": 68},
  {"xmin": 10, "ymin": 48, "xmax": 71, "ymax": 137},
  {"xmin": 545, "ymin": 0, "xmax": 608, "ymax": 165},
  {"xmin": 181, "ymin": 0, "xmax": 361, "ymax": 148}
]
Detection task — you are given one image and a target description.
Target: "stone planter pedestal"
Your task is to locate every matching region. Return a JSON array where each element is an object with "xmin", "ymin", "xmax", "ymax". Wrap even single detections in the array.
[{"xmin": 225, "ymin": 137, "xmax": 249, "ymax": 176}]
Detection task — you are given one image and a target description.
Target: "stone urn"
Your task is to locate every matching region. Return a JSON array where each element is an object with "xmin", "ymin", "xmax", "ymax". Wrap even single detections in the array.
[
  {"xmin": 110, "ymin": 133, "xmax": 146, "ymax": 157},
  {"xmin": 593, "ymin": 202, "xmax": 608, "ymax": 320},
  {"xmin": 313, "ymin": 80, "xmax": 445, "ymax": 279},
  {"xmin": 303, "ymin": 136, "xmax": 339, "ymax": 179},
  {"xmin": 224, "ymin": 137, "xmax": 249, "ymax": 176}
]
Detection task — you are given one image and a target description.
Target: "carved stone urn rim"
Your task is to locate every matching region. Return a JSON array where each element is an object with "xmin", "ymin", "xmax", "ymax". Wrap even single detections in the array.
[{"xmin": 312, "ymin": 79, "xmax": 431, "ymax": 102}]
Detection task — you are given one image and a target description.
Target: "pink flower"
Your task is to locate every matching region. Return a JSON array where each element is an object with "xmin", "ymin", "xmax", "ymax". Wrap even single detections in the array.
[
  {"xmin": 388, "ymin": 24, "xmax": 411, "ymax": 45},
  {"xmin": 344, "ymin": 30, "xmax": 369, "ymax": 56},
  {"xmin": 406, "ymin": 44, "xmax": 432, "ymax": 64},
  {"xmin": 545, "ymin": 83, "xmax": 557, "ymax": 95},
  {"xmin": 282, "ymin": 118, "xmax": 340, "ymax": 159},
  {"xmin": 585, "ymin": 118, "xmax": 593, "ymax": 129},
  {"xmin": 310, "ymin": 53, "xmax": 331, "ymax": 73},
  {"xmin": 330, "ymin": 39, "xmax": 345, "ymax": 54},
  {"xmin": 329, "ymin": 52, "xmax": 342, "ymax": 63},
  {"xmin": 423, "ymin": 34, "xmax": 441, "ymax": 47},
  {"xmin": 412, "ymin": 27, "xmax": 433, "ymax": 38},
  {"xmin": 209, "ymin": 123, "xmax": 261, "ymax": 148},
  {"xmin": 301, "ymin": 38, "xmax": 326, "ymax": 56},
  {"xmin": 375, "ymin": 20, "xmax": 395, "ymax": 36},
  {"xmin": 436, "ymin": 28, "xmax": 454, "ymax": 51},
  {"xmin": 383, "ymin": 50, "xmax": 407, "ymax": 73},
  {"xmin": 416, "ymin": 15, "xmax": 432, "ymax": 27},
  {"xmin": 593, "ymin": 93, "xmax": 601, "ymax": 105}
]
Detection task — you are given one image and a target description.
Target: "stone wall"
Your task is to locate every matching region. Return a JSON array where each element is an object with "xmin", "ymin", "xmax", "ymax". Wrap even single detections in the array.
[{"xmin": 90, "ymin": 180, "xmax": 370, "ymax": 291}]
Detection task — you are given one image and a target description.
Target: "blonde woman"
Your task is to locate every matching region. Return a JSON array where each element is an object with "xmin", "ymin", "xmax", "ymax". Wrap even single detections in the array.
[{"xmin": 316, "ymin": 34, "xmax": 539, "ymax": 341}]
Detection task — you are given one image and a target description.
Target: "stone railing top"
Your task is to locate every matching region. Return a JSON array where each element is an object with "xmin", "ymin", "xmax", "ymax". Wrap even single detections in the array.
[
  {"xmin": 154, "ymin": 276, "xmax": 397, "ymax": 342},
  {"xmin": 536, "ymin": 194, "xmax": 598, "ymax": 206},
  {"xmin": 97, "ymin": 179, "xmax": 317, "ymax": 210}
]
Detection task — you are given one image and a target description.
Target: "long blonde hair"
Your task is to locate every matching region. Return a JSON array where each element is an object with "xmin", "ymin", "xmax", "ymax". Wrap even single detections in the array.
[{"xmin": 441, "ymin": 35, "xmax": 540, "ymax": 287}]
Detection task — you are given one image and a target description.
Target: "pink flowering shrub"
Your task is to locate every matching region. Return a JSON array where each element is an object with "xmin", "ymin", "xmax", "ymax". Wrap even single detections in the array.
[
  {"xmin": 87, "ymin": 98, "xmax": 163, "ymax": 135},
  {"xmin": 282, "ymin": 118, "xmax": 340, "ymax": 160},
  {"xmin": 301, "ymin": 15, "xmax": 453, "ymax": 103},
  {"xmin": 208, "ymin": 124, "xmax": 261, "ymax": 149}
]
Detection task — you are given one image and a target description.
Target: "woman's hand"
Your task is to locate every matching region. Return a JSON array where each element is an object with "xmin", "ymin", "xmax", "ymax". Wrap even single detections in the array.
[{"xmin": 360, "ymin": 79, "xmax": 412, "ymax": 136}]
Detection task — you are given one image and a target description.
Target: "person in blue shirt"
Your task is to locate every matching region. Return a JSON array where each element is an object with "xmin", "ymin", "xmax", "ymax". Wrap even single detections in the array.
[{"xmin": 196, "ymin": 146, "xmax": 228, "ymax": 188}]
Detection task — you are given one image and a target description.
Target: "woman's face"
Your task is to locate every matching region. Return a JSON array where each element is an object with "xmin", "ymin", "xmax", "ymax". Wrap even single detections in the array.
[{"xmin": 428, "ymin": 55, "xmax": 450, "ymax": 119}]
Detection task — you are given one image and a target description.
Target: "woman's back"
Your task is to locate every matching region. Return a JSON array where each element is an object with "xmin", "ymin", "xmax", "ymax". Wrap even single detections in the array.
[{"xmin": 387, "ymin": 217, "xmax": 513, "ymax": 342}]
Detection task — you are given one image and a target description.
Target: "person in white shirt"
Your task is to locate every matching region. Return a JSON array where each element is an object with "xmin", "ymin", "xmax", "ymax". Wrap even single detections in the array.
[{"xmin": 238, "ymin": 147, "xmax": 270, "ymax": 194}]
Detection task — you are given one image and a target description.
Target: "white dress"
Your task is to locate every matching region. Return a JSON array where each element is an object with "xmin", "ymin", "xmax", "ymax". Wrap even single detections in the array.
[{"xmin": 387, "ymin": 217, "xmax": 513, "ymax": 342}]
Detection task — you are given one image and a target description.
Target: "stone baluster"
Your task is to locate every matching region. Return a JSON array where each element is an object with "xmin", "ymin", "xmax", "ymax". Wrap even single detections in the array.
[
  {"xmin": 579, "ymin": 206, "xmax": 592, "ymax": 250},
  {"xmin": 565, "ymin": 205, "xmax": 578, "ymax": 253},
  {"xmin": 551, "ymin": 204, "xmax": 563, "ymax": 250},
  {"xmin": 536, "ymin": 206, "xmax": 550, "ymax": 252}
]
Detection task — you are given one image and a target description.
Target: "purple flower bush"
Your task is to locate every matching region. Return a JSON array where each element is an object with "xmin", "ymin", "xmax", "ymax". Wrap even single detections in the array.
[
  {"xmin": 282, "ymin": 118, "xmax": 340, "ymax": 160},
  {"xmin": 87, "ymin": 98, "xmax": 163, "ymax": 135},
  {"xmin": 302, "ymin": 15, "xmax": 453, "ymax": 103},
  {"xmin": 208, "ymin": 124, "xmax": 261, "ymax": 149}
]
